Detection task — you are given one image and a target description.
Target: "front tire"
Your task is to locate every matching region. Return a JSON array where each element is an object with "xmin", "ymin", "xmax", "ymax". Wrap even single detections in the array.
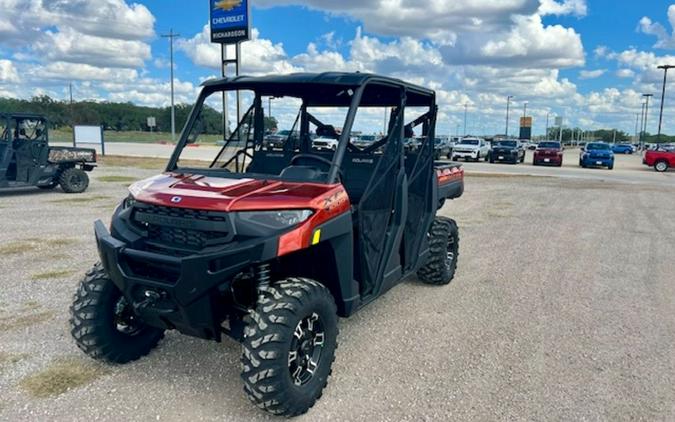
[
  {"xmin": 70, "ymin": 263, "xmax": 165, "ymax": 364},
  {"xmin": 242, "ymin": 278, "xmax": 338, "ymax": 417},
  {"xmin": 417, "ymin": 217, "xmax": 460, "ymax": 285},
  {"xmin": 59, "ymin": 168, "xmax": 89, "ymax": 193}
]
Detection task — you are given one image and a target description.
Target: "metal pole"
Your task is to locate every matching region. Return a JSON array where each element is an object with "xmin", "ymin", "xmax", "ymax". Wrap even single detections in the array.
[
  {"xmin": 639, "ymin": 102, "xmax": 646, "ymax": 148},
  {"xmin": 221, "ymin": 44, "xmax": 228, "ymax": 138},
  {"xmin": 558, "ymin": 117, "xmax": 563, "ymax": 143},
  {"xmin": 162, "ymin": 29, "xmax": 180, "ymax": 142},
  {"xmin": 523, "ymin": 102, "xmax": 528, "ymax": 117},
  {"xmin": 545, "ymin": 112, "xmax": 549, "ymax": 140},
  {"xmin": 634, "ymin": 113, "xmax": 639, "ymax": 144},
  {"xmin": 643, "ymin": 94, "xmax": 653, "ymax": 146},
  {"xmin": 505, "ymin": 96, "xmax": 512, "ymax": 137},
  {"xmin": 236, "ymin": 42, "xmax": 242, "ymax": 123},
  {"xmin": 657, "ymin": 65, "xmax": 674, "ymax": 141}
]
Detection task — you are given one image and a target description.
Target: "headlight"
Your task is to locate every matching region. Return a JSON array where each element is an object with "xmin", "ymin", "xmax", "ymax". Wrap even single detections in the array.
[
  {"xmin": 122, "ymin": 194, "xmax": 136, "ymax": 209},
  {"xmin": 237, "ymin": 210, "xmax": 313, "ymax": 230}
]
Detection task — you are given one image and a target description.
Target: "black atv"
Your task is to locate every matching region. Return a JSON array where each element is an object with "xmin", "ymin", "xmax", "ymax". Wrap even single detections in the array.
[
  {"xmin": 69, "ymin": 73, "xmax": 464, "ymax": 416},
  {"xmin": 0, "ymin": 113, "xmax": 96, "ymax": 193}
]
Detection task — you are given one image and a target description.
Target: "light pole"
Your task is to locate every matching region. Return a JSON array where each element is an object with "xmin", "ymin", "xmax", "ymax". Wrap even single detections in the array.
[
  {"xmin": 635, "ymin": 113, "xmax": 640, "ymax": 144},
  {"xmin": 545, "ymin": 112, "xmax": 550, "ymax": 140},
  {"xmin": 639, "ymin": 102, "xmax": 646, "ymax": 148},
  {"xmin": 162, "ymin": 29, "xmax": 180, "ymax": 142},
  {"xmin": 657, "ymin": 65, "xmax": 674, "ymax": 141},
  {"xmin": 642, "ymin": 93, "xmax": 654, "ymax": 147},
  {"xmin": 505, "ymin": 96, "xmax": 513, "ymax": 137}
]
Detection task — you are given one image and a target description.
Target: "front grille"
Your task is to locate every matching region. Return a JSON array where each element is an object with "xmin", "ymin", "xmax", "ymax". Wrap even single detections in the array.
[{"xmin": 132, "ymin": 203, "xmax": 234, "ymax": 251}]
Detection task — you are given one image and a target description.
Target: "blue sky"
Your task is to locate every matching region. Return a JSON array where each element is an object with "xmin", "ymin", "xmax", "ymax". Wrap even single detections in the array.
[{"xmin": 1, "ymin": 0, "xmax": 675, "ymax": 136}]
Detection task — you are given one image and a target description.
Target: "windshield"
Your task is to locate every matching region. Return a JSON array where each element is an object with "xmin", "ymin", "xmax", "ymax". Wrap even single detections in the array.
[
  {"xmin": 587, "ymin": 143, "xmax": 610, "ymax": 150},
  {"xmin": 495, "ymin": 141, "xmax": 517, "ymax": 147},
  {"xmin": 538, "ymin": 142, "xmax": 560, "ymax": 149},
  {"xmin": 459, "ymin": 139, "xmax": 479, "ymax": 146}
]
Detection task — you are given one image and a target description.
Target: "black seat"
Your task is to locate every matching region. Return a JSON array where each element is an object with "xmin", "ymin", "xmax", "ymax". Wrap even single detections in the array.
[{"xmin": 279, "ymin": 166, "xmax": 326, "ymax": 181}]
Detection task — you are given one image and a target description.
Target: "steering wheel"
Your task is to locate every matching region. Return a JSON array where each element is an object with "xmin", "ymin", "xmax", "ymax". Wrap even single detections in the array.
[{"xmin": 290, "ymin": 154, "xmax": 344, "ymax": 181}]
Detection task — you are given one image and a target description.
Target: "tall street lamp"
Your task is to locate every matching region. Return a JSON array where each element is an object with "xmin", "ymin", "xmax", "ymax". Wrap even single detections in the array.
[
  {"xmin": 505, "ymin": 96, "xmax": 513, "ymax": 137},
  {"xmin": 643, "ymin": 93, "xmax": 654, "ymax": 147},
  {"xmin": 464, "ymin": 103, "xmax": 469, "ymax": 136},
  {"xmin": 657, "ymin": 65, "xmax": 674, "ymax": 140}
]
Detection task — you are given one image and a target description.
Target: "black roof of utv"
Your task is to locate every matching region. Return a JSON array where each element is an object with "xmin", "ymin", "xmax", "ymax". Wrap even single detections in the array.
[
  {"xmin": 0, "ymin": 112, "xmax": 47, "ymax": 120},
  {"xmin": 201, "ymin": 72, "xmax": 435, "ymax": 107}
]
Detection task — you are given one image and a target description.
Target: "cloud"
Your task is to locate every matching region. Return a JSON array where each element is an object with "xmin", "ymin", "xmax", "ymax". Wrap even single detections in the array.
[
  {"xmin": 616, "ymin": 69, "xmax": 635, "ymax": 78},
  {"xmin": 638, "ymin": 5, "xmax": 675, "ymax": 49},
  {"xmin": 0, "ymin": 59, "xmax": 20, "ymax": 83},
  {"xmin": 579, "ymin": 69, "xmax": 606, "ymax": 79},
  {"xmin": 538, "ymin": 0, "xmax": 587, "ymax": 17}
]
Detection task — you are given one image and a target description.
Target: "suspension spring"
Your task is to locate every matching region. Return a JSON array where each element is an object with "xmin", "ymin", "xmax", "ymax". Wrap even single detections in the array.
[{"xmin": 256, "ymin": 264, "xmax": 272, "ymax": 290}]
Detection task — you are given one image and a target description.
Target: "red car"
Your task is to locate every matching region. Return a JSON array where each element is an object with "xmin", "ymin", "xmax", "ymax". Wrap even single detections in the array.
[
  {"xmin": 533, "ymin": 141, "xmax": 563, "ymax": 166},
  {"xmin": 643, "ymin": 145, "xmax": 675, "ymax": 172}
]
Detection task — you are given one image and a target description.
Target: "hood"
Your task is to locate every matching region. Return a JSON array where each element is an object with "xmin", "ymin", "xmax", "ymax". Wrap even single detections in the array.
[
  {"xmin": 536, "ymin": 148, "xmax": 561, "ymax": 152},
  {"xmin": 129, "ymin": 173, "xmax": 341, "ymax": 212}
]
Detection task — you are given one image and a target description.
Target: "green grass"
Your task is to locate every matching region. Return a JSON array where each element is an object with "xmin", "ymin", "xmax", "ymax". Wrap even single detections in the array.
[
  {"xmin": 51, "ymin": 129, "xmax": 222, "ymax": 144},
  {"xmin": 31, "ymin": 269, "xmax": 77, "ymax": 281},
  {"xmin": 98, "ymin": 154, "xmax": 208, "ymax": 170},
  {"xmin": 20, "ymin": 359, "xmax": 109, "ymax": 398}
]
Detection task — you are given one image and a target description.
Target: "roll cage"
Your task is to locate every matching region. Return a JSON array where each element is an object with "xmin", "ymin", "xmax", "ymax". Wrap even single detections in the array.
[{"xmin": 166, "ymin": 72, "xmax": 437, "ymax": 185}]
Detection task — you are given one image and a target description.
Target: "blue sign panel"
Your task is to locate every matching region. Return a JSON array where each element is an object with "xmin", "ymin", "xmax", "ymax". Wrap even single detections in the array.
[{"xmin": 210, "ymin": 0, "xmax": 250, "ymax": 44}]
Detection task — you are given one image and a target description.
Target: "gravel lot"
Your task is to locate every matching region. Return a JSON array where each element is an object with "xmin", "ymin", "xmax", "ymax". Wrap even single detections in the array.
[{"xmin": 0, "ymin": 161, "xmax": 674, "ymax": 421}]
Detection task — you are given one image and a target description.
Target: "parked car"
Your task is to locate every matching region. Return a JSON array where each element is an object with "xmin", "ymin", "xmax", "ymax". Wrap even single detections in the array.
[
  {"xmin": 525, "ymin": 142, "xmax": 538, "ymax": 151},
  {"xmin": 352, "ymin": 134, "xmax": 377, "ymax": 149},
  {"xmin": 612, "ymin": 144, "xmax": 634, "ymax": 154},
  {"xmin": 533, "ymin": 141, "xmax": 563, "ymax": 167},
  {"xmin": 452, "ymin": 137, "xmax": 490, "ymax": 162},
  {"xmin": 643, "ymin": 144, "xmax": 675, "ymax": 172},
  {"xmin": 68, "ymin": 72, "xmax": 464, "ymax": 417},
  {"xmin": 434, "ymin": 137, "xmax": 452, "ymax": 160},
  {"xmin": 312, "ymin": 137, "xmax": 338, "ymax": 151},
  {"xmin": 263, "ymin": 130, "xmax": 299, "ymax": 150},
  {"xmin": 489, "ymin": 139, "xmax": 525, "ymax": 164},
  {"xmin": 580, "ymin": 142, "xmax": 614, "ymax": 170},
  {"xmin": 0, "ymin": 113, "xmax": 96, "ymax": 193}
]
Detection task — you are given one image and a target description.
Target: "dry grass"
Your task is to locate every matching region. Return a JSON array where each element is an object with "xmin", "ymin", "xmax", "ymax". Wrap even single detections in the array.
[
  {"xmin": 0, "ymin": 311, "xmax": 54, "ymax": 332},
  {"xmin": 0, "ymin": 352, "xmax": 29, "ymax": 372},
  {"xmin": 31, "ymin": 269, "xmax": 76, "ymax": 281},
  {"xmin": 20, "ymin": 359, "xmax": 109, "ymax": 398},
  {"xmin": 49, "ymin": 195, "xmax": 111, "ymax": 204},
  {"xmin": 97, "ymin": 175, "xmax": 139, "ymax": 183},
  {"xmin": 45, "ymin": 239, "xmax": 77, "ymax": 247},
  {"xmin": 0, "ymin": 242, "xmax": 35, "ymax": 255}
]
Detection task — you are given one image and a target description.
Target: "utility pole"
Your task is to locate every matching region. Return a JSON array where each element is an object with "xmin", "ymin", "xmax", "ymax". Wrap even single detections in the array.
[
  {"xmin": 545, "ymin": 112, "xmax": 550, "ymax": 140},
  {"xmin": 634, "ymin": 113, "xmax": 640, "ymax": 144},
  {"xmin": 639, "ymin": 102, "xmax": 646, "ymax": 148},
  {"xmin": 69, "ymin": 83, "xmax": 74, "ymax": 127},
  {"xmin": 642, "ymin": 93, "xmax": 653, "ymax": 147},
  {"xmin": 657, "ymin": 65, "xmax": 674, "ymax": 141},
  {"xmin": 162, "ymin": 29, "xmax": 180, "ymax": 142},
  {"xmin": 464, "ymin": 103, "xmax": 468, "ymax": 137},
  {"xmin": 505, "ymin": 96, "xmax": 513, "ymax": 137}
]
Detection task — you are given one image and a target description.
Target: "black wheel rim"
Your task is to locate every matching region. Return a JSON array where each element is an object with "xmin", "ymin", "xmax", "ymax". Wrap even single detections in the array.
[
  {"xmin": 114, "ymin": 297, "xmax": 142, "ymax": 336},
  {"xmin": 446, "ymin": 233, "xmax": 456, "ymax": 271},
  {"xmin": 288, "ymin": 312, "xmax": 325, "ymax": 386},
  {"xmin": 68, "ymin": 173, "xmax": 85, "ymax": 190}
]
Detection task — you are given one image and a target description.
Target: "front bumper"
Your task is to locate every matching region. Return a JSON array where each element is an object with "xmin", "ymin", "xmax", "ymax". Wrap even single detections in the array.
[
  {"xmin": 94, "ymin": 220, "xmax": 276, "ymax": 340},
  {"xmin": 453, "ymin": 150, "xmax": 478, "ymax": 159},
  {"xmin": 492, "ymin": 151, "xmax": 519, "ymax": 162}
]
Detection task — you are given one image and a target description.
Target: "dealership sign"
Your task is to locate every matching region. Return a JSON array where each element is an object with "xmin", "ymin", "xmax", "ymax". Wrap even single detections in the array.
[{"xmin": 210, "ymin": 0, "xmax": 250, "ymax": 44}]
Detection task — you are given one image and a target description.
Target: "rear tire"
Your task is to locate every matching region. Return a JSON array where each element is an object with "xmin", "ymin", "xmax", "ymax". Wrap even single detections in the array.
[
  {"xmin": 655, "ymin": 160, "xmax": 669, "ymax": 172},
  {"xmin": 242, "ymin": 278, "xmax": 338, "ymax": 417},
  {"xmin": 70, "ymin": 263, "xmax": 165, "ymax": 364},
  {"xmin": 59, "ymin": 168, "xmax": 89, "ymax": 193},
  {"xmin": 417, "ymin": 217, "xmax": 459, "ymax": 285}
]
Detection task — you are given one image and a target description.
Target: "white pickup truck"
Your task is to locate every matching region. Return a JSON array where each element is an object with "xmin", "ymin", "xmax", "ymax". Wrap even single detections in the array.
[{"xmin": 452, "ymin": 137, "xmax": 490, "ymax": 162}]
